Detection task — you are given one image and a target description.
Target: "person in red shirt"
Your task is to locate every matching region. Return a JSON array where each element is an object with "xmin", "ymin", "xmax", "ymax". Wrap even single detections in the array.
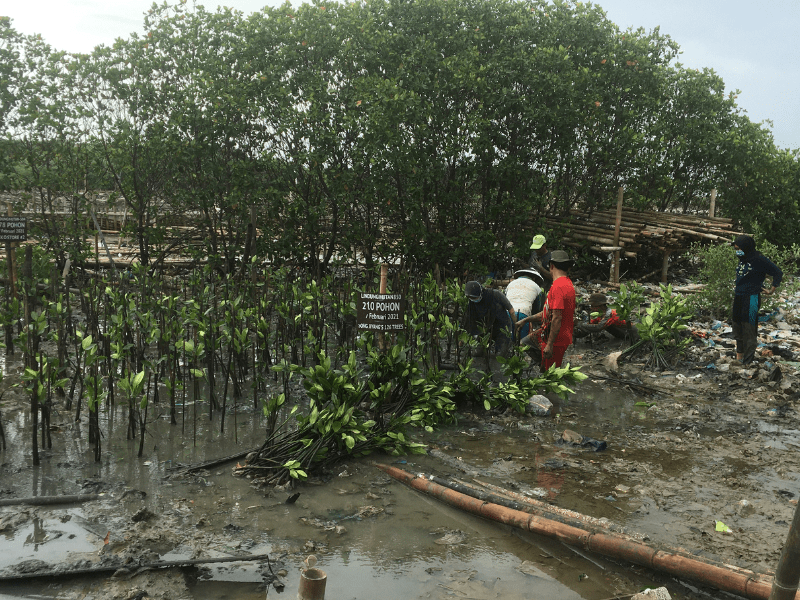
[
  {"xmin": 516, "ymin": 250, "xmax": 575, "ymax": 369},
  {"xmin": 574, "ymin": 293, "xmax": 638, "ymax": 341}
]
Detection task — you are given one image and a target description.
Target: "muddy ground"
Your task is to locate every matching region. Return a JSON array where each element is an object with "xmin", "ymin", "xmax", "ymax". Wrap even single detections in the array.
[{"xmin": 1, "ymin": 302, "xmax": 800, "ymax": 600}]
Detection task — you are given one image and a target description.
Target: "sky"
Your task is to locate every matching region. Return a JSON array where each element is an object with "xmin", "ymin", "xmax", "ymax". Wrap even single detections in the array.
[{"xmin": 5, "ymin": 0, "xmax": 800, "ymax": 150}]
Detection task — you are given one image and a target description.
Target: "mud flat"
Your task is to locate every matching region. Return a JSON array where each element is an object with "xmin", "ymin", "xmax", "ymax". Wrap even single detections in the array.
[{"xmin": 2, "ymin": 310, "xmax": 800, "ymax": 599}]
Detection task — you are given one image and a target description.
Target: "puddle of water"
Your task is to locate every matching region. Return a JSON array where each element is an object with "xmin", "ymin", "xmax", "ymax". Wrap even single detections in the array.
[{"xmin": 0, "ymin": 512, "xmax": 97, "ymax": 573}]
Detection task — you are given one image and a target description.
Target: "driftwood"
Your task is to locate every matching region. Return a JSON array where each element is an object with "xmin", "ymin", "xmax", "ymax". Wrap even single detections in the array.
[
  {"xmin": 0, "ymin": 553, "xmax": 272, "ymax": 582},
  {"xmin": 166, "ymin": 447, "xmax": 258, "ymax": 477},
  {"xmin": 0, "ymin": 493, "xmax": 99, "ymax": 507}
]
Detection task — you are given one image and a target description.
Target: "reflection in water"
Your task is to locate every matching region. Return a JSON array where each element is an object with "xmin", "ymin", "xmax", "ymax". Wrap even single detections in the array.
[{"xmin": 23, "ymin": 517, "xmax": 46, "ymax": 550}]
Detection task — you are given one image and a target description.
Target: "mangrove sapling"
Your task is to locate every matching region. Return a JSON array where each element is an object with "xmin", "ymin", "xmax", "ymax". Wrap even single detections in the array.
[
  {"xmin": 180, "ymin": 338, "xmax": 207, "ymax": 447},
  {"xmin": 21, "ymin": 358, "xmax": 42, "ymax": 466},
  {"xmin": 442, "ymin": 278, "xmax": 466, "ymax": 366},
  {"xmin": 407, "ymin": 274, "xmax": 444, "ymax": 371},
  {"xmin": 159, "ymin": 294, "xmax": 182, "ymax": 424},
  {"xmin": 610, "ymin": 281, "xmax": 646, "ymax": 341},
  {"xmin": 230, "ymin": 308, "xmax": 254, "ymax": 441},
  {"xmin": 262, "ymin": 392, "xmax": 287, "ymax": 441},
  {"xmin": 19, "ymin": 352, "xmax": 67, "ymax": 464},
  {"xmin": 254, "ymin": 297, "xmax": 273, "ymax": 396},
  {"xmin": 363, "ymin": 339, "xmax": 458, "ymax": 431},
  {"xmin": 217, "ymin": 298, "xmax": 234, "ymax": 436},
  {"xmin": 488, "ymin": 349, "xmax": 588, "ymax": 413},
  {"xmin": 138, "ymin": 315, "xmax": 164, "ymax": 455},
  {"xmin": 623, "ymin": 284, "xmax": 692, "ymax": 370},
  {"xmin": 117, "ymin": 369, "xmax": 146, "ymax": 456},
  {"xmin": 241, "ymin": 345, "xmax": 452, "ymax": 486},
  {"xmin": 207, "ymin": 280, "xmax": 218, "ymax": 417},
  {"xmin": 79, "ymin": 333, "xmax": 106, "ymax": 461},
  {"xmin": 330, "ymin": 276, "xmax": 357, "ymax": 354}
]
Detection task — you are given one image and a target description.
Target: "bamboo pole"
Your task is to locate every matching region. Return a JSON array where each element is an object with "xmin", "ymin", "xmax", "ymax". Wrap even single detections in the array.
[
  {"xmin": 770, "ymin": 499, "xmax": 800, "ymax": 599},
  {"xmin": 377, "ymin": 464, "xmax": 785, "ymax": 600}
]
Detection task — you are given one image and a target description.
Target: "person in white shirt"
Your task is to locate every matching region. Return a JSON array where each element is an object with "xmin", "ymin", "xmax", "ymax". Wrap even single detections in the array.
[{"xmin": 505, "ymin": 269, "xmax": 544, "ymax": 341}]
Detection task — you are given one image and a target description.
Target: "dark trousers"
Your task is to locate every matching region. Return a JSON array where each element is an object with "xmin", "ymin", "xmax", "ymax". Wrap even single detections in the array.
[
  {"xmin": 732, "ymin": 321, "xmax": 758, "ymax": 364},
  {"xmin": 732, "ymin": 293, "xmax": 759, "ymax": 364}
]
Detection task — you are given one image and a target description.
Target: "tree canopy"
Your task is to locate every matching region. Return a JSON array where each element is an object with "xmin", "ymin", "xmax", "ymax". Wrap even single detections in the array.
[{"xmin": 1, "ymin": 0, "xmax": 797, "ymax": 275}]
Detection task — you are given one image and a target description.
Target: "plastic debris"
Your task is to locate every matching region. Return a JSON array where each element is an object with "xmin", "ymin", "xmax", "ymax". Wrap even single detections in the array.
[
  {"xmin": 556, "ymin": 429, "xmax": 607, "ymax": 452},
  {"xmin": 632, "ymin": 587, "xmax": 672, "ymax": 600},
  {"xmin": 758, "ymin": 309, "xmax": 779, "ymax": 323},
  {"xmin": 715, "ymin": 520, "xmax": 732, "ymax": 533}
]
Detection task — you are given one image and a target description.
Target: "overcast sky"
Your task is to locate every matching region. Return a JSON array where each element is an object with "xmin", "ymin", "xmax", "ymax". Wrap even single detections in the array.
[{"xmin": 6, "ymin": 0, "xmax": 799, "ymax": 150}]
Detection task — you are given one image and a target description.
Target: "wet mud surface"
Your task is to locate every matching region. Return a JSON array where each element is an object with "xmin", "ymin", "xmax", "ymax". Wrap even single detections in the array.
[{"xmin": 2, "ymin": 330, "xmax": 800, "ymax": 599}]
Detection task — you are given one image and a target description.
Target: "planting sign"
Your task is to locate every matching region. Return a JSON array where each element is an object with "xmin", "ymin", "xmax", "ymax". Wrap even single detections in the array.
[
  {"xmin": 357, "ymin": 293, "xmax": 406, "ymax": 331},
  {"xmin": 0, "ymin": 217, "xmax": 26, "ymax": 242}
]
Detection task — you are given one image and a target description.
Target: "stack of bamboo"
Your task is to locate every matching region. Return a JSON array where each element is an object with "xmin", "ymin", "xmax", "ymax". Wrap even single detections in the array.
[{"xmin": 544, "ymin": 208, "xmax": 742, "ymax": 258}]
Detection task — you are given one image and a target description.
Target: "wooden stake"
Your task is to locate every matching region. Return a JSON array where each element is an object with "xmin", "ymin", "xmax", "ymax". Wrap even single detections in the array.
[
  {"xmin": 611, "ymin": 187, "xmax": 623, "ymax": 283},
  {"xmin": 710, "ymin": 188, "xmax": 717, "ymax": 218},
  {"xmin": 379, "ymin": 264, "xmax": 388, "ymax": 350},
  {"xmin": 661, "ymin": 249, "xmax": 672, "ymax": 283},
  {"xmin": 5, "ymin": 203, "xmax": 16, "ymax": 299}
]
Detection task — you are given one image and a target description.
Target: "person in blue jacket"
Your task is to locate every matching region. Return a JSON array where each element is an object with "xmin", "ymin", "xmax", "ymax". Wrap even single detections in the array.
[{"xmin": 731, "ymin": 235, "xmax": 782, "ymax": 365}]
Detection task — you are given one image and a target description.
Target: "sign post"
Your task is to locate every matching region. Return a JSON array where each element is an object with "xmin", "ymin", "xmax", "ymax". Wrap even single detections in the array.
[
  {"xmin": 0, "ymin": 216, "xmax": 27, "ymax": 243},
  {"xmin": 356, "ymin": 293, "xmax": 406, "ymax": 334},
  {"xmin": 1, "ymin": 209, "xmax": 24, "ymax": 300}
]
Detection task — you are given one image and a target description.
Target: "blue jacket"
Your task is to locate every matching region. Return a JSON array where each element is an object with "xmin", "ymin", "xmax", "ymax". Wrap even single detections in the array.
[{"xmin": 734, "ymin": 235, "xmax": 783, "ymax": 296}]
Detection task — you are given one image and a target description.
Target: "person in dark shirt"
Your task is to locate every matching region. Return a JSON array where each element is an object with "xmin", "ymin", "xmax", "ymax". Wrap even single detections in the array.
[
  {"xmin": 731, "ymin": 235, "xmax": 782, "ymax": 365},
  {"xmin": 463, "ymin": 280, "xmax": 518, "ymax": 357}
]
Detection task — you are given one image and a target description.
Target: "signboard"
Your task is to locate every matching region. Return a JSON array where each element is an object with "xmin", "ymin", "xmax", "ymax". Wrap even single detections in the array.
[
  {"xmin": 357, "ymin": 293, "xmax": 406, "ymax": 331},
  {"xmin": 0, "ymin": 217, "xmax": 27, "ymax": 242}
]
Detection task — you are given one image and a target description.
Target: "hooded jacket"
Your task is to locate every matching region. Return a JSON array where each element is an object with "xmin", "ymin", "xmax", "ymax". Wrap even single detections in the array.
[{"xmin": 733, "ymin": 235, "xmax": 783, "ymax": 295}]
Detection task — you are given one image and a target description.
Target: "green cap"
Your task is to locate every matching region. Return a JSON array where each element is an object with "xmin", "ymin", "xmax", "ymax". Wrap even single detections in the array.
[{"xmin": 530, "ymin": 234, "xmax": 546, "ymax": 250}]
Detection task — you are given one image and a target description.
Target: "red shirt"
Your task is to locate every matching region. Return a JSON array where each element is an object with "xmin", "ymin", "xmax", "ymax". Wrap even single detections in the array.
[
  {"xmin": 540, "ymin": 276, "xmax": 575, "ymax": 347},
  {"xmin": 590, "ymin": 308, "xmax": 626, "ymax": 328}
]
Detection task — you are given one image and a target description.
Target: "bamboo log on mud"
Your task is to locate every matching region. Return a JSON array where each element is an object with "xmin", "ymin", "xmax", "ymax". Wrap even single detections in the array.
[
  {"xmin": 461, "ymin": 476, "xmax": 764, "ymax": 581},
  {"xmin": 0, "ymin": 553, "xmax": 273, "ymax": 582},
  {"xmin": 440, "ymin": 476, "xmax": 632, "ymax": 536},
  {"xmin": 377, "ymin": 464, "xmax": 787, "ymax": 600},
  {"xmin": 0, "ymin": 494, "xmax": 100, "ymax": 507}
]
